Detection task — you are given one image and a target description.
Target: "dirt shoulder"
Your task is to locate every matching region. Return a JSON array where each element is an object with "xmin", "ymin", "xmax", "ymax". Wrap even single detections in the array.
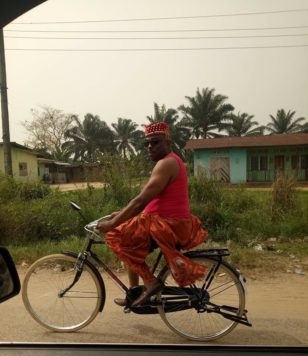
[{"xmin": 50, "ymin": 182, "xmax": 105, "ymax": 191}]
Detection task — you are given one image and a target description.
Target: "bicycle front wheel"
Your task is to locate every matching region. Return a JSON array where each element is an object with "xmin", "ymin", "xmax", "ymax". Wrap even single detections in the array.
[
  {"xmin": 22, "ymin": 254, "xmax": 104, "ymax": 332},
  {"xmin": 157, "ymin": 256, "xmax": 245, "ymax": 341}
]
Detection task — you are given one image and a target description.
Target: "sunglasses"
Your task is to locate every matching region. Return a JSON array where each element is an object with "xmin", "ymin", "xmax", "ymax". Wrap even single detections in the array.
[{"xmin": 143, "ymin": 139, "xmax": 163, "ymax": 147}]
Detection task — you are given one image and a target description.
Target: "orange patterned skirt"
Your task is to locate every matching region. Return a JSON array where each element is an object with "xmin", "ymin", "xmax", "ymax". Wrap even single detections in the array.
[{"xmin": 105, "ymin": 213, "xmax": 208, "ymax": 286}]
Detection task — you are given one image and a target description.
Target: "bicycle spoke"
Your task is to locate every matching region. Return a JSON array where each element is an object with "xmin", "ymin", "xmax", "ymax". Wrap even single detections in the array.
[
  {"xmin": 157, "ymin": 256, "xmax": 245, "ymax": 341},
  {"xmin": 22, "ymin": 254, "xmax": 104, "ymax": 332}
]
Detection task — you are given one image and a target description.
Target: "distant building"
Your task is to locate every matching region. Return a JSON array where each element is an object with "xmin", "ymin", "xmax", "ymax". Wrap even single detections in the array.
[
  {"xmin": 38, "ymin": 158, "xmax": 71, "ymax": 184},
  {"xmin": 0, "ymin": 142, "xmax": 72, "ymax": 184},
  {"xmin": 0, "ymin": 142, "xmax": 39, "ymax": 182},
  {"xmin": 186, "ymin": 133, "xmax": 308, "ymax": 184},
  {"xmin": 38, "ymin": 159, "xmax": 104, "ymax": 184}
]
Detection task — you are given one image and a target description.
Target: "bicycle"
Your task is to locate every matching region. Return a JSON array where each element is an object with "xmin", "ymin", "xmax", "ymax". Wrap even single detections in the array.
[{"xmin": 22, "ymin": 201, "xmax": 252, "ymax": 341}]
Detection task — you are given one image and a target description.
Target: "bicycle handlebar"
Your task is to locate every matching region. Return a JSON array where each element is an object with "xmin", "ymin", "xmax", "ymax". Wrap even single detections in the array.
[
  {"xmin": 85, "ymin": 214, "xmax": 112, "ymax": 232},
  {"xmin": 69, "ymin": 201, "xmax": 112, "ymax": 234}
]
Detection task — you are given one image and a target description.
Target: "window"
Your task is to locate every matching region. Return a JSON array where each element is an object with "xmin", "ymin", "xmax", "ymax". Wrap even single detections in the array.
[
  {"xmin": 259, "ymin": 156, "xmax": 268, "ymax": 171},
  {"xmin": 301, "ymin": 155, "xmax": 308, "ymax": 169},
  {"xmin": 250, "ymin": 155, "xmax": 268, "ymax": 171},
  {"xmin": 251, "ymin": 156, "xmax": 258, "ymax": 170},
  {"xmin": 19, "ymin": 162, "xmax": 28, "ymax": 176},
  {"xmin": 291, "ymin": 155, "xmax": 300, "ymax": 169},
  {"xmin": 292, "ymin": 154, "xmax": 308, "ymax": 169}
]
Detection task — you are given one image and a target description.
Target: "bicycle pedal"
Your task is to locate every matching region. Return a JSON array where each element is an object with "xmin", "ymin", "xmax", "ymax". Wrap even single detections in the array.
[{"xmin": 123, "ymin": 307, "xmax": 131, "ymax": 313}]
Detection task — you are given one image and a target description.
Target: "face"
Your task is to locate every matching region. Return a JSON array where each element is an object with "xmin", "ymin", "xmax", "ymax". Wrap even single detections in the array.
[{"xmin": 144, "ymin": 135, "xmax": 171, "ymax": 162}]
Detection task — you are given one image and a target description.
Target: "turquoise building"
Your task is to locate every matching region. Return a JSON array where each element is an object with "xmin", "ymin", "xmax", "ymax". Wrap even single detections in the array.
[{"xmin": 186, "ymin": 133, "xmax": 308, "ymax": 184}]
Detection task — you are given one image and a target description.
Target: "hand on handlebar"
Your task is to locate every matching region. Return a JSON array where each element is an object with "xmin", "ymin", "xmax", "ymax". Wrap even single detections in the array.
[
  {"xmin": 96, "ymin": 211, "xmax": 119, "ymax": 233},
  {"xmin": 96, "ymin": 220, "xmax": 113, "ymax": 233}
]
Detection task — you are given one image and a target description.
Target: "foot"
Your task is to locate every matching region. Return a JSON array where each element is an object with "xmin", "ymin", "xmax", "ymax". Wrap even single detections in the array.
[
  {"xmin": 131, "ymin": 278, "xmax": 164, "ymax": 307},
  {"xmin": 114, "ymin": 298, "xmax": 126, "ymax": 307}
]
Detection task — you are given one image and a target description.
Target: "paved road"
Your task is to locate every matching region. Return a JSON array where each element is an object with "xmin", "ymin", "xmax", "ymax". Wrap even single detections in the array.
[{"xmin": 1, "ymin": 269, "xmax": 308, "ymax": 345}]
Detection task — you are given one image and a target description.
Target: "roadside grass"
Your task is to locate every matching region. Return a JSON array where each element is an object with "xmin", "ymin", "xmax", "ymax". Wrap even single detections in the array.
[
  {"xmin": 2, "ymin": 172, "xmax": 308, "ymax": 278},
  {"xmin": 10, "ymin": 236, "xmax": 308, "ymax": 279},
  {"xmin": 11, "ymin": 235, "xmax": 118, "ymax": 268},
  {"xmin": 232, "ymin": 239, "xmax": 308, "ymax": 278}
]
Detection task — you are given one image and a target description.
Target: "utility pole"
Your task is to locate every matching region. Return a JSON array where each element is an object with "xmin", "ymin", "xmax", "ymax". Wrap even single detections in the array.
[{"xmin": 0, "ymin": 28, "xmax": 12, "ymax": 176}]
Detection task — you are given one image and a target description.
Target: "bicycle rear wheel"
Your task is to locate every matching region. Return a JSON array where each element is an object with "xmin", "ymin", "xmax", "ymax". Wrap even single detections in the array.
[
  {"xmin": 157, "ymin": 256, "xmax": 245, "ymax": 341},
  {"xmin": 22, "ymin": 254, "xmax": 104, "ymax": 332}
]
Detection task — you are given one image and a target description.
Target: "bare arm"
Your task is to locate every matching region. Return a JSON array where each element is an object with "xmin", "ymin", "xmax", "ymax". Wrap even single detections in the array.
[{"xmin": 97, "ymin": 157, "xmax": 179, "ymax": 232}]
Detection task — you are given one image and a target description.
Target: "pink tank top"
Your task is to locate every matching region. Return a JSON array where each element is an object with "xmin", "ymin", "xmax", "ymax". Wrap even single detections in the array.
[{"xmin": 143, "ymin": 152, "xmax": 190, "ymax": 218}]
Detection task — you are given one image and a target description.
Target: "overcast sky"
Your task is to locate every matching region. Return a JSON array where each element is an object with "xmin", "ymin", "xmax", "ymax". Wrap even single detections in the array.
[{"xmin": 2, "ymin": 0, "xmax": 308, "ymax": 144}]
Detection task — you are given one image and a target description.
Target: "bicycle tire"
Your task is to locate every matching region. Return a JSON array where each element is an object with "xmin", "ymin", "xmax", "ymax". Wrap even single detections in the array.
[
  {"xmin": 22, "ymin": 254, "xmax": 104, "ymax": 332},
  {"xmin": 157, "ymin": 256, "xmax": 245, "ymax": 341}
]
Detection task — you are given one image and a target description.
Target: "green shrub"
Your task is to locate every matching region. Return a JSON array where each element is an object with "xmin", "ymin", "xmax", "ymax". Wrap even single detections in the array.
[
  {"xmin": 0, "ymin": 193, "xmax": 82, "ymax": 245},
  {"xmin": 100, "ymin": 154, "xmax": 143, "ymax": 206},
  {"xmin": 270, "ymin": 173, "xmax": 298, "ymax": 218},
  {"xmin": 189, "ymin": 171, "xmax": 223, "ymax": 206},
  {"xmin": 16, "ymin": 181, "xmax": 51, "ymax": 200},
  {"xmin": 1, "ymin": 162, "xmax": 308, "ymax": 254},
  {"xmin": 0, "ymin": 174, "xmax": 51, "ymax": 202},
  {"xmin": 0, "ymin": 174, "xmax": 20, "ymax": 202}
]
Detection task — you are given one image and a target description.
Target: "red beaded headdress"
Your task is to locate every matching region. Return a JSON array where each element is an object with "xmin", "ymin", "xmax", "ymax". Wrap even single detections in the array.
[{"xmin": 144, "ymin": 122, "xmax": 171, "ymax": 139}]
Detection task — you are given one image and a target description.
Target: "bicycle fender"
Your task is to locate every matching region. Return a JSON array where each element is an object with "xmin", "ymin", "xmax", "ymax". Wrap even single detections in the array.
[
  {"xmin": 158, "ymin": 249, "xmax": 231, "ymax": 280},
  {"xmin": 62, "ymin": 251, "xmax": 106, "ymax": 312},
  {"xmin": 185, "ymin": 250, "xmax": 248, "ymax": 293},
  {"xmin": 184, "ymin": 249, "xmax": 230, "ymax": 259}
]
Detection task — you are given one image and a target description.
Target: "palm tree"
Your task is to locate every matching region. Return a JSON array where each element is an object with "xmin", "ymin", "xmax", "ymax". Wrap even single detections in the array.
[
  {"xmin": 146, "ymin": 103, "xmax": 177, "ymax": 123},
  {"xmin": 111, "ymin": 118, "xmax": 143, "ymax": 158},
  {"xmin": 301, "ymin": 121, "xmax": 308, "ymax": 133},
  {"xmin": 178, "ymin": 88, "xmax": 234, "ymax": 138},
  {"xmin": 223, "ymin": 112, "xmax": 264, "ymax": 136},
  {"xmin": 266, "ymin": 109, "xmax": 306, "ymax": 134},
  {"xmin": 49, "ymin": 146, "xmax": 72, "ymax": 162},
  {"xmin": 63, "ymin": 114, "xmax": 114, "ymax": 162},
  {"xmin": 146, "ymin": 102, "xmax": 190, "ymax": 159}
]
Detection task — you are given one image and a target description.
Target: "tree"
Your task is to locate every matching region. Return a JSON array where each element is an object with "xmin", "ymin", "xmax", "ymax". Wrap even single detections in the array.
[
  {"xmin": 146, "ymin": 102, "xmax": 190, "ymax": 159},
  {"xmin": 223, "ymin": 112, "xmax": 264, "ymax": 136},
  {"xmin": 146, "ymin": 102, "xmax": 178, "ymax": 124},
  {"xmin": 63, "ymin": 113, "xmax": 114, "ymax": 162},
  {"xmin": 22, "ymin": 105, "xmax": 74, "ymax": 155},
  {"xmin": 301, "ymin": 121, "xmax": 308, "ymax": 133},
  {"xmin": 111, "ymin": 118, "xmax": 143, "ymax": 158},
  {"xmin": 266, "ymin": 109, "xmax": 306, "ymax": 134},
  {"xmin": 49, "ymin": 146, "xmax": 72, "ymax": 162},
  {"xmin": 178, "ymin": 88, "xmax": 234, "ymax": 138}
]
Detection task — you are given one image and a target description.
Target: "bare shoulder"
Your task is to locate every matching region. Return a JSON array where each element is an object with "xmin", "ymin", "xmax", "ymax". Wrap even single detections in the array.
[
  {"xmin": 153, "ymin": 155, "xmax": 180, "ymax": 178},
  {"xmin": 157, "ymin": 155, "xmax": 179, "ymax": 168}
]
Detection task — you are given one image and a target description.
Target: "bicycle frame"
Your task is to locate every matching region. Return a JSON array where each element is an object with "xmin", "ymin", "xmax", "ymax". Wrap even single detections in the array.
[{"xmin": 61, "ymin": 235, "xmax": 251, "ymax": 326}]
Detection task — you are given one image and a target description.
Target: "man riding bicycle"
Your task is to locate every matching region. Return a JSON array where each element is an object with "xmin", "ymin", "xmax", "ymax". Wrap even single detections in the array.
[{"xmin": 97, "ymin": 122, "xmax": 207, "ymax": 306}]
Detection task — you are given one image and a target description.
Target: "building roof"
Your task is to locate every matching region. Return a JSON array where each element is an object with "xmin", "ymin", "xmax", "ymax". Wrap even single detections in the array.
[
  {"xmin": 38, "ymin": 158, "xmax": 71, "ymax": 166},
  {"xmin": 0, "ymin": 142, "xmax": 39, "ymax": 155},
  {"xmin": 185, "ymin": 133, "xmax": 308, "ymax": 150}
]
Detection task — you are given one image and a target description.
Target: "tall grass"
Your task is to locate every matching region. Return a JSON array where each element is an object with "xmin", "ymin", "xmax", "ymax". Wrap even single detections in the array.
[
  {"xmin": 1, "ymin": 161, "xmax": 308, "ymax": 266},
  {"xmin": 270, "ymin": 173, "xmax": 298, "ymax": 217}
]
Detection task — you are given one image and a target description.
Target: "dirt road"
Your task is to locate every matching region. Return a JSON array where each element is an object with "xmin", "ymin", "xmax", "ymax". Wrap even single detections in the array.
[{"xmin": 1, "ymin": 269, "xmax": 307, "ymax": 345}]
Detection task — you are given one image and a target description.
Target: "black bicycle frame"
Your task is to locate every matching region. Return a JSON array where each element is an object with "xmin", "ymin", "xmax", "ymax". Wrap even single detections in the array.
[{"xmin": 62, "ymin": 242, "xmax": 251, "ymax": 326}]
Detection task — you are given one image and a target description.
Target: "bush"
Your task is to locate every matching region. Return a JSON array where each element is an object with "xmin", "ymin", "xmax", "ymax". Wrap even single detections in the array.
[
  {"xmin": 270, "ymin": 173, "xmax": 298, "ymax": 218},
  {"xmin": 0, "ymin": 192, "xmax": 82, "ymax": 245},
  {"xmin": 1, "ymin": 164, "xmax": 308, "ymax": 251},
  {"xmin": 100, "ymin": 154, "xmax": 144, "ymax": 206},
  {"xmin": 16, "ymin": 181, "xmax": 51, "ymax": 200},
  {"xmin": 0, "ymin": 174, "xmax": 51, "ymax": 202},
  {"xmin": 189, "ymin": 171, "xmax": 223, "ymax": 206},
  {"xmin": 0, "ymin": 174, "xmax": 20, "ymax": 202}
]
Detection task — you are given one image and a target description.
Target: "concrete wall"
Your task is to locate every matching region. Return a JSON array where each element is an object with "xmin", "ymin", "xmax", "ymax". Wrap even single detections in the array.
[
  {"xmin": 193, "ymin": 148, "xmax": 247, "ymax": 183},
  {"xmin": 0, "ymin": 147, "xmax": 38, "ymax": 182}
]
